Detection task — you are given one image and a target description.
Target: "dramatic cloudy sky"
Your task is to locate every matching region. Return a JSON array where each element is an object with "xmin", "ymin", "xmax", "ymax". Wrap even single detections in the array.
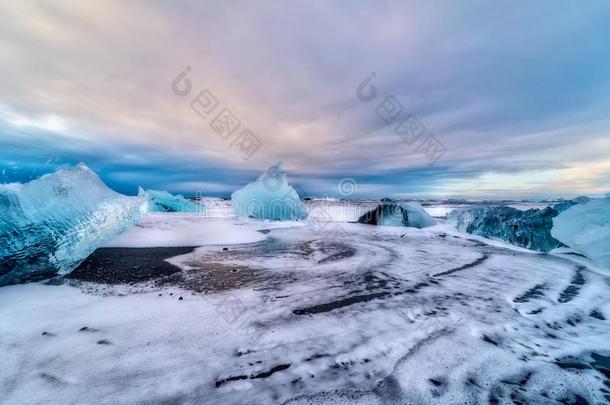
[{"xmin": 1, "ymin": 0, "xmax": 609, "ymax": 198}]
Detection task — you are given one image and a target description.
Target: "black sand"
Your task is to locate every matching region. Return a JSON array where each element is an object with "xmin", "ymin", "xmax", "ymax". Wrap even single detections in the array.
[
  {"xmin": 68, "ymin": 247, "xmax": 196, "ymax": 284},
  {"xmin": 68, "ymin": 246, "xmax": 278, "ymax": 292}
]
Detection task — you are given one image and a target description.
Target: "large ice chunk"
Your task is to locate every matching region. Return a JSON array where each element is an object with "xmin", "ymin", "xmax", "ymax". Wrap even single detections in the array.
[
  {"xmin": 552, "ymin": 196, "xmax": 592, "ymax": 212},
  {"xmin": 357, "ymin": 199, "xmax": 436, "ymax": 228},
  {"xmin": 0, "ymin": 163, "xmax": 147, "ymax": 286},
  {"xmin": 448, "ymin": 206, "xmax": 562, "ymax": 252},
  {"xmin": 140, "ymin": 188, "xmax": 203, "ymax": 213},
  {"xmin": 231, "ymin": 162, "xmax": 307, "ymax": 220},
  {"xmin": 401, "ymin": 202, "xmax": 437, "ymax": 228},
  {"xmin": 552, "ymin": 197, "xmax": 610, "ymax": 268},
  {"xmin": 358, "ymin": 199, "xmax": 408, "ymax": 226}
]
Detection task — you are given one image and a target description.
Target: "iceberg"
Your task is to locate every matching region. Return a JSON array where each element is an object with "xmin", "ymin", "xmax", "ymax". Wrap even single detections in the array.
[
  {"xmin": 358, "ymin": 199, "xmax": 408, "ymax": 226},
  {"xmin": 401, "ymin": 202, "xmax": 437, "ymax": 228},
  {"xmin": 140, "ymin": 188, "xmax": 203, "ymax": 213},
  {"xmin": 231, "ymin": 162, "xmax": 308, "ymax": 220},
  {"xmin": 552, "ymin": 196, "xmax": 591, "ymax": 212},
  {"xmin": 447, "ymin": 206, "xmax": 562, "ymax": 252},
  {"xmin": 0, "ymin": 163, "xmax": 147, "ymax": 286},
  {"xmin": 552, "ymin": 197, "xmax": 610, "ymax": 268},
  {"xmin": 357, "ymin": 199, "xmax": 436, "ymax": 228}
]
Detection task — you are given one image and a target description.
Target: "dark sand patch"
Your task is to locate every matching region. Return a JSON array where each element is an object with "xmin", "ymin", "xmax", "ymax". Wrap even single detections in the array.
[
  {"xmin": 433, "ymin": 254, "xmax": 489, "ymax": 277},
  {"xmin": 68, "ymin": 246, "xmax": 286, "ymax": 293},
  {"xmin": 177, "ymin": 261, "xmax": 278, "ymax": 292},
  {"xmin": 514, "ymin": 283, "xmax": 547, "ymax": 303},
  {"xmin": 68, "ymin": 247, "xmax": 195, "ymax": 284},
  {"xmin": 215, "ymin": 363, "xmax": 291, "ymax": 387},
  {"xmin": 558, "ymin": 266, "xmax": 586, "ymax": 303}
]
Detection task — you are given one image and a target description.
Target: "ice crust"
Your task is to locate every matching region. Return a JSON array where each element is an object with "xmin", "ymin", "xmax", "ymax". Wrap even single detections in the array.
[
  {"xmin": 0, "ymin": 164, "xmax": 147, "ymax": 285},
  {"xmin": 231, "ymin": 162, "xmax": 308, "ymax": 220},
  {"xmin": 139, "ymin": 188, "xmax": 203, "ymax": 213},
  {"xmin": 552, "ymin": 196, "xmax": 610, "ymax": 268},
  {"xmin": 447, "ymin": 205, "xmax": 562, "ymax": 252}
]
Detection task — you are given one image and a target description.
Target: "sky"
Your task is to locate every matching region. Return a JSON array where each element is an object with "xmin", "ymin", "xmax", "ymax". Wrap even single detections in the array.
[{"xmin": 1, "ymin": 0, "xmax": 609, "ymax": 199}]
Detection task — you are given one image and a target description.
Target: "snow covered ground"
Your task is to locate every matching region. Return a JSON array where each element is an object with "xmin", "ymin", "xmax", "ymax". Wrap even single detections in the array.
[
  {"xmin": 1, "ymin": 213, "xmax": 609, "ymax": 404},
  {"xmin": 105, "ymin": 213, "xmax": 266, "ymax": 247}
]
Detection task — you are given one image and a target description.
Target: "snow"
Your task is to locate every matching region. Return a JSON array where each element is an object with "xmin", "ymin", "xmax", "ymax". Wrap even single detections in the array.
[
  {"xmin": 231, "ymin": 162, "xmax": 308, "ymax": 221},
  {"xmin": 304, "ymin": 200, "xmax": 377, "ymax": 222},
  {"xmin": 552, "ymin": 197, "xmax": 610, "ymax": 269},
  {"xmin": 418, "ymin": 205, "xmax": 453, "ymax": 218},
  {"xmin": 105, "ymin": 213, "xmax": 266, "ymax": 247},
  {"xmin": 1, "ymin": 216, "xmax": 609, "ymax": 404},
  {"xmin": 3, "ymin": 184, "xmax": 610, "ymax": 404},
  {"xmin": 0, "ymin": 163, "xmax": 147, "ymax": 286},
  {"xmin": 199, "ymin": 198, "xmax": 235, "ymax": 217},
  {"xmin": 140, "ymin": 188, "xmax": 203, "ymax": 213}
]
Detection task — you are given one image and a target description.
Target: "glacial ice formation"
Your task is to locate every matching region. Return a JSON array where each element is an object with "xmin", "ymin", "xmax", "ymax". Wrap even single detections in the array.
[
  {"xmin": 401, "ymin": 202, "xmax": 437, "ymax": 228},
  {"xmin": 552, "ymin": 196, "xmax": 592, "ymax": 212},
  {"xmin": 358, "ymin": 199, "xmax": 409, "ymax": 226},
  {"xmin": 448, "ymin": 205, "xmax": 563, "ymax": 252},
  {"xmin": 552, "ymin": 197, "xmax": 610, "ymax": 268},
  {"xmin": 0, "ymin": 163, "xmax": 147, "ymax": 286},
  {"xmin": 231, "ymin": 162, "xmax": 308, "ymax": 220},
  {"xmin": 358, "ymin": 199, "xmax": 436, "ymax": 228},
  {"xmin": 140, "ymin": 188, "xmax": 202, "ymax": 213}
]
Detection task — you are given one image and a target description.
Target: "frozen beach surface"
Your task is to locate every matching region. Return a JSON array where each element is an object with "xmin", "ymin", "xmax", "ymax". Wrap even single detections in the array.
[
  {"xmin": 1, "ymin": 215, "xmax": 609, "ymax": 404},
  {"xmin": 105, "ymin": 213, "xmax": 266, "ymax": 247}
]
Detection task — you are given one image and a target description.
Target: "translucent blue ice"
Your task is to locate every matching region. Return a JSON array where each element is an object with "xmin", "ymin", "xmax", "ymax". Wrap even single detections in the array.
[
  {"xmin": 401, "ymin": 202, "xmax": 437, "ymax": 228},
  {"xmin": 140, "ymin": 188, "xmax": 203, "ymax": 213},
  {"xmin": 231, "ymin": 162, "xmax": 308, "ymax": 220},
  {"xmin": 552, "ymin": 196, "xmax": 592, "ymax": 212},
  {"xmin": 552, "ymin": 196, "xmax": 610, "ymax": 268},
  {"xmin": 448, "ymin": 205, "xmax": 562, "ymax": 252},
  {"xmin": 0, "ymin": 163, "xmax": 148, "ymax": 286}
]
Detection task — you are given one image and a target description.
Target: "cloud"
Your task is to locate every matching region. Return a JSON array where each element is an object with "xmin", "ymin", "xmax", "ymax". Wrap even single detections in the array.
[{"xmin": 1, "ymin": 0, "xmax": 609, "ymax": 197}]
